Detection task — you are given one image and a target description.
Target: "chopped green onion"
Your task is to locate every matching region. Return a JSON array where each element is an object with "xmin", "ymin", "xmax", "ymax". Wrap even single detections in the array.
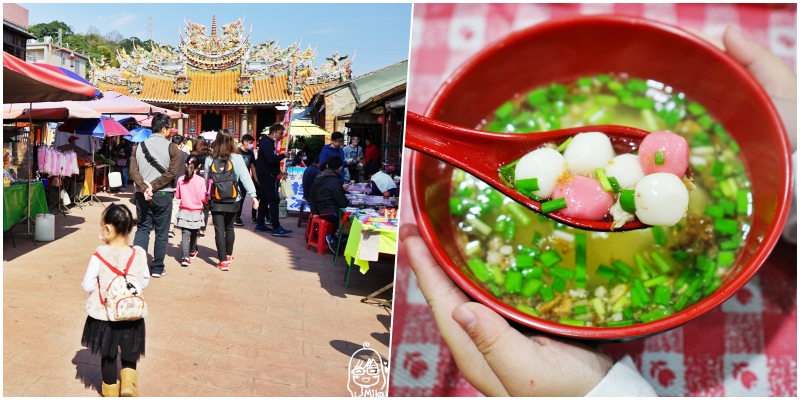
[
  {"xmin": 577, "ymin": 77, "xmax": 594, "ymax": 87},
  {"xmin": 494, "ymin": 216, "xmax": 508, "ymax": 233},
  {"xmin": 450, "ymin": 198, "xmax": 466, "ymax": 216},
  {"xmin": 539, "ymin": 286, "xmax": 555, "ymax": 302},
  {"xmin": 506, "ymin": 202, "xmax": 533, "ymax": 226},
  {"xmin": 634, "ymin": 254, "xmax": 654, "ymax": 280},
  {"xmin": 697, "ymin": 115, "xmax": 714, "ymax": 129},
  {"xmin": 571, "ymin": 94, "xmax": 588, "ymax": 104},
  {"xmin": 633, "ymin": 278, "xmax": 652, "ymax": 304},
  {"xmin": 607, "ymin": 81, "xmax": 624, "ymax": 91},
  {"xmin": 595, "ymin": 94, "xmax": 619, "ymax": 106},
  {"xmin": 551, "ymin": 266, "xmax": 575, "ymax": 281},
  {"xmin": 520, "ymin": 278, "xmax": 544, "ymax": 297},
  {"xmin": 528, "ymin": 266, "xmax": 544, "ymax": 279},
  {"xmin": 633, "ymin": 97, "xmax": 656, "ymax": 110},
  {"xmin": 504, "ymin": 219, "xmax": 517, "ymax": 241},
  {"xmin": 540, "ymin": 249, "xmax": 562, "ymax": 268},
  {"xmin": 467, "ymin": 258, "xmax": 491, "ymax": 282},
  {"xmin": 515, "ymin": 254, "xmax": 534, "ymax": 268},
  {"xmin": 674, "ymin": 269, "xmax": 693, "ymax": 289},
  {"xmin": 674, "ymin": 292, "xmax": 690, "ymax": 311},
  {"xmin": 736, "ymin": 190, "xmax": 750, "ymax": 215},
  {"xmin": 703, "ymin": 278, "xmax": 722, "ymax": 296},
  {"xmin": 714, "ymin": 218, "xmax": 739, "ymax": 236},
  {"xmin": 527, "ymin": 88, "xmax": 549, "ymax": 106},
  {"xmin": 548, "ymin": 84, "xmax": 568, "ymax": 101},
  {"xmin": 622, "ymin": 307, "xmax": 635, "ymax": 319},
  {"xmin": 488, "ymin": 264, "xmax": 505, "ymax": 286},
  {"xmin": 504, "ymin": 270, "xmax": 523, "ymax": 293},
  {"xmin": 591, "ymin": 297, "xmax": 607, "ymax": 316},
  {"xmin": 464, "ymin": 241, "xmax": 482, "ymax": 257},
  {"xmin": 487, "ymin": 282, "xmax": 502, "ymax": 297},
  {"xmin": 595, "ymin": 168, "xmax": 613, "ymax": 192},
  {"xmin": 644, "ymin": 275, "xmax": 669, "ymax": 288},
  {"xmin": 596, "ymin": 74, "xmax": 612, "ymax": 83},
  {"xmin": 575, "ymin": 232, "xmax": 587, "ymax": 269},
  {"xmin": 465, "ymin": 215, "xmax": 492, "ymax": 236},
  {"xmin": 720, "ymin": 241, "xmax": 740, "ymax": 250},
  {"xmin": 626, "ymin": 78, "xmax": 649, "ymax": 93},
  {"xmin": 556, "ymin": 137, "xmax": 573, "ymax": 153},
  {"xmin": 607, "ymin": 176, "xmax": 622, "ymax": 194},
  {"xmin": 552, "ymin": 277, "xmax": 567, "ymax": 293},
  {"xmin": 718, "ymin": 199, "xmax": 736, "ymax": 216},
  {"xmin": 495, "ymin": 101, "xmax": 515, "ymax": 121},
  {"xmin": 611, "ymin": 295, "xmax": 630, "ymax": 313},
  {"xmin": 541, "ymin": 198, "xmax": 568, "ymax": 213},
  {"xmin": 607, "ymin": 320, "xmax": 634, "ymax": 327},
  {"xmin": 630, "ymin": 287, "xmax": 643, "ymax": 309},
  {"xmin": 710, "ymin": 160, "xmax": 725, "ymax": 176},
  {"xmin": 696, "ymin": 255, "xmax": 715, "ymax": 272},
  {"xmin": 650, "ymin": 252, "xmax": 672, "ymax": 273},
  {"xmin": 620, "ymin": 190, "xmax": 637, "ymax": 212},
  {"xmin": 651, "ymin": 226, "xmax": 667, "ymax": 245},
  {"xmin": 612, "ymin": 260, "xmax": 635, "ymax": 276},
  {"xmin": 559, "ymin": 318, "xmax": 585, "ymax": 327},
  {"xmin": 517, "ymin": 303, "xmax": 540, "ymax": 317},
  {"xmin": 654, "ymin": 285, "xmax": 672, "ymax": 306},
  {"xmin": 705, "ymin": 204, "xmax": 724, "ymax": 219},
  {"xmin": 687, "ymin": 102, "xmax": 707, "ymax": 116},
  {"xmin": 717, "ymin": 251, "xmax": 736, "ymax": 267},
  {"xmin": 516, "ymin": 178, "xmax": 540, "ymax": 194},
  {"xmin": 574, "ymin": 305, "xmax": 588, "ymax": 315},
  {"xmin": 654, "ymin": 151, "xmax": 665, "ymax": 165},
  {"xmin": 672, "ymin": 251, "xmax": 689, "ymax": 262},
  {"xmin": 596, "ymin": 264, "xmax": 618, "ymax": 280},
  {"xmin": 639, "ymin": 307, "xmax": 671, "ymax": 323}
]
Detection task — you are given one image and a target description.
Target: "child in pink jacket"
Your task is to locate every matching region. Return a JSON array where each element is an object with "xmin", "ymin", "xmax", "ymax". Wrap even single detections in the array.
[{"xmin": 175, "ymin": 155, "xmax": 208, "ymax": 266}]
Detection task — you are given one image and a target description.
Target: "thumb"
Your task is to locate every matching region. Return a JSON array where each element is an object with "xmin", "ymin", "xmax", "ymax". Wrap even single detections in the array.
[{"xmin": 723, "ymin": 25, "xmax": 796, "ymax": 97}]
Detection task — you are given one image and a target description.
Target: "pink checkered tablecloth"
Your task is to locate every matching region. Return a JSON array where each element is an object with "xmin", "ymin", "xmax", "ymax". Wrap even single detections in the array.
[{"xmin": 390, "ymin": 4, "xmax": 797, "ymax": 397}]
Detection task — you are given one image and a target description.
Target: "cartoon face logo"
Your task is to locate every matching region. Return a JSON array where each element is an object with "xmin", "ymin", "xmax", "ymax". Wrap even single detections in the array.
[{"xmin": 347, "ymin": 342, "xmax": 388, "ymax": 397}]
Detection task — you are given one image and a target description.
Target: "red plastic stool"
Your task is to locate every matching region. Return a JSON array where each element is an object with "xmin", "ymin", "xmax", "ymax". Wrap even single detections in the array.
[
  {"xmin": 303, "ymin": 213, "xmax": 314, "ymax": 241},
  {"xmin": 306, "ymin": 216, "xmax": 334, "ymax": 254}
]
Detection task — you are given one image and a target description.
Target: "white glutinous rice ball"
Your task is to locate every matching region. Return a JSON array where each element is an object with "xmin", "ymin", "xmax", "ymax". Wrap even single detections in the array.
[
  {"xmin": 563, "ymin": 132, "xmax": 616, "ymax": 175},
  {"xmin": 634, "ymin": 173, "xmax": 689, "ymax": 226},
  {"xmin": 515, "ymin": 147, "xmax": 566, "ymax": 199},
  {"xmin": 605, "ymin": 154, "xmax": 646, "ymax": 189}
]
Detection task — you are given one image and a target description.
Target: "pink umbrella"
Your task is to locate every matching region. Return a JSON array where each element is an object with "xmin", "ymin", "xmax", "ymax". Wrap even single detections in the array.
[
  {"xmin": 83, "ymin": 90, "xmax": 184, "ymax": 118},
  {"xmin": 59, "ymin": 115, "xmax": 130, "ymax": 137}
]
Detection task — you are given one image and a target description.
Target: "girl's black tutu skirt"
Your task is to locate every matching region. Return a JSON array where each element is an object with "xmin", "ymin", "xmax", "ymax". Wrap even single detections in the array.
[{"xmin": 81, "ymin": 316, "xmax": 146, "ymax": 361}]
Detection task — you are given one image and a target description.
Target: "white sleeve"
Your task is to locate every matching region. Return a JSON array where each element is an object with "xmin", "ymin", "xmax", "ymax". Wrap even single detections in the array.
[
  {"xmin": 141, "ymin": 267, "xmax": 150, "ymax": 289},
  {"xmin": 81, "ymin": 256, "xmax": 100, "ymax": 293},
  {"xmin": 781, "ymin": 151, "xmax": 797, "ymax": 244},
  {"xmin": 586, "ymin": 355, "xmax": 657, "ymax": 397}
]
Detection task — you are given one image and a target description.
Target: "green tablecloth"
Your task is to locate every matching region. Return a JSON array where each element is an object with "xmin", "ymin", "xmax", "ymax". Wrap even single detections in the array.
[
  {"xmin": 3, "ymin": 182, "xmax": 48, "ymax": 231},
  {"xmin": 343, "ymin": 218, "xmax": 398, "ymax": 274}
]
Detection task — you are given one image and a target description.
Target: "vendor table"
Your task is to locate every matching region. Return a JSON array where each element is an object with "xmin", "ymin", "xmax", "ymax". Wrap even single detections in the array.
[
  {"xmin": 390, "ymin": 4, "xmax": 796, "ymax": 397},
  {"xmin": 347, "ymin": 183, "xmax": 373, "ymax": 194},
  {"xmin": 3, "ymin": 181, "xmax": 48, "ymax": 238},
  {"xmin": 345, "ymin": 194, "xmax": 395, "ymax": 207}
]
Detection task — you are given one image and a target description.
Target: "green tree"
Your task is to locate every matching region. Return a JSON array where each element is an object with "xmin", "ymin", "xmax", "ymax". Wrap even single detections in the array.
[{"xmin": 28, "ymin": 21, "xmax": 74, "ymax": 40}]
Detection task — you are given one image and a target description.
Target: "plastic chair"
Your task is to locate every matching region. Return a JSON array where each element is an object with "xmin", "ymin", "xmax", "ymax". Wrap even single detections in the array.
[{"xmin": 306, "ymin": 216, "xmax": 334, "ymax": 255}]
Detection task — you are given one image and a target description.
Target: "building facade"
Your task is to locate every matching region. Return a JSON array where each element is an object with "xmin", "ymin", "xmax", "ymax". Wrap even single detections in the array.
[
  {"xmin": 3, "ymin": 3, "xmax": 35, "ymax": 60},
  {"xmin": 26, "ymin": 39, "xmax": 90, "ymax": 77},
  {"xmin": 88, "ymin": 16, "xmax": 353, "ymax": 138}
]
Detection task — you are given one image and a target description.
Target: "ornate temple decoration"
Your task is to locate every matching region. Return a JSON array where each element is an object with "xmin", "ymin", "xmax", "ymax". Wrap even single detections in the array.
[{"xmin": 88, "ymin": 15, "xmax": 355, "ymax": 105}]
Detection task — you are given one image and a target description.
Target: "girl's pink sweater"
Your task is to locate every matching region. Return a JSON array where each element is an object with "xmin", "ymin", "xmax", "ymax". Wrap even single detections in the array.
[{"xmin": 176, "ymin": 175, "xmax": 207, "ymax": 211}]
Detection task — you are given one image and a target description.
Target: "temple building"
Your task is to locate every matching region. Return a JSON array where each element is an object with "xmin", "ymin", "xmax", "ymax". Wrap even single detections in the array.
[{"xmin": 88, "ymin": 15, "xmax": 353, "ymax": 138}]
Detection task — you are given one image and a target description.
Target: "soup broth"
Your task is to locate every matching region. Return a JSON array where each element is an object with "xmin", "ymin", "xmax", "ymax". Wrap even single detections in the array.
[{"xmin": 450, "ymin": 74, "xmax": 752, "ymax": 327}]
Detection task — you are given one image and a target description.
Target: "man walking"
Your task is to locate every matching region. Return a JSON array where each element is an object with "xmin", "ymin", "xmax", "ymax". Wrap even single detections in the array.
[
  {"xmin": 234, "ymin": 134, "xmax": 258, "ymax": 226},
  {"xmin": 254, "ymin": 123, "xmax": 293, "ymax": 237},
  {"xmin": 129, "ymin": 113, "xmax": 181, "ymax": 277}
]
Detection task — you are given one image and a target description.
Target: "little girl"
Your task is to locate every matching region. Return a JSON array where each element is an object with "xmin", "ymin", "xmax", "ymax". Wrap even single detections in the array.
[
  {"xmin": 81, "ymin": 203, "xmax": 149, "ymax": 397},
  {"xmin": 175, "ymin": 155, "xmax": 208, "ymax": 266}
]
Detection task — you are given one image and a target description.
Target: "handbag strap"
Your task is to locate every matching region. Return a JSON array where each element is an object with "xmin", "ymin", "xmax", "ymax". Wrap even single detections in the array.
[{"xmin": 139, "ymin": 142, "xmax": 167, "ymax": 174}]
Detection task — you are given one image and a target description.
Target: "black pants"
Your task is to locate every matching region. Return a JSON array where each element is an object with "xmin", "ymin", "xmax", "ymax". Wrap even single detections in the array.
[
  {"xmin": 347, "ymin": 164, "xmax": 358, "ymax": 183},
  {"xmin": 236, "ymin": 181, "xmax": 260, "ymax": 221},
  {"xmin": 257, "ymin": 173, "xmax": 281, "ymax": 229},
  {"xmin": 133, "ymin": 191, "xmax": 174, "ymax": 275},
  {"xmin": 212, "ymin": 211, "xmax": 237, "ymax": 261},
  {"xmin": 101, "ymin": 355, "xmax": 136, "ymax": 385}
]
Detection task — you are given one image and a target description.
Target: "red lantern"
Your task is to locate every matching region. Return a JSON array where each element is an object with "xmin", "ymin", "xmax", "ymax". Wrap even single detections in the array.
[{"xmin": 377, "ymin": 115, "xmax": 384, "ymax": 124}]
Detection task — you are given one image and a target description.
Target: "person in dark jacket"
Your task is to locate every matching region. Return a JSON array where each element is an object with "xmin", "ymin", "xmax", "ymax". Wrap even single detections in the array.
[
  {"xmin": 302, "ymin": 155, "xmax": 321, "ymax": 202},
  {"xmin": 254, "ymin": 123, "xmax": 292, "ymax": 237},
  {"xmin": 309, "ymin": 156, "xmax": 351, "ymax": 252}
]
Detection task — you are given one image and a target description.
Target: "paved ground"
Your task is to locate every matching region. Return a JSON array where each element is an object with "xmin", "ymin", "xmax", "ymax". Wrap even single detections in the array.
[{"xmin": 4, "ymin": 191, "xmax": 394, "ymax": 396}]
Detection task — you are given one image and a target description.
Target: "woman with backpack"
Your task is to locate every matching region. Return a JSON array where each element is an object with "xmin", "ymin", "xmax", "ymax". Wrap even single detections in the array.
[
  {"xmin": 191, "ymin": 139, "xmax": 211, "ymax": 238},
  {"xmin": 205, "ymin": 131, "xmax": 259, "ymax": 271},
  {"xmin": 81, "ymin": 203, "xmax": 149, "ymax": 396}
]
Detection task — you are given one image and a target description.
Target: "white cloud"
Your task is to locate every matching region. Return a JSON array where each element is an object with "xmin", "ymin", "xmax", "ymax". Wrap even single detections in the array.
[{"xmin": 108, "ymin": 13, "xmax": 140, "ymax": 30}]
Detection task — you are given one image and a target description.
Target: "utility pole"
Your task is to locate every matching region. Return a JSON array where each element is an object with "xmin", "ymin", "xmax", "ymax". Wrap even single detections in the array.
[{"xmin": 148, "ymin": 16, "xmax": 154, "ymax": 43}]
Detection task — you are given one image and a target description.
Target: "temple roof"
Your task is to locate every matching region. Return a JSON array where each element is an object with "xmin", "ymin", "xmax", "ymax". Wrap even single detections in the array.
[
  {"xmin": 88, "ymin": 15, "xmax": 353, "ymax": 107},
  {"xmin": 94, "ymin": 70, "xmax": 318, "ymax": 106}
]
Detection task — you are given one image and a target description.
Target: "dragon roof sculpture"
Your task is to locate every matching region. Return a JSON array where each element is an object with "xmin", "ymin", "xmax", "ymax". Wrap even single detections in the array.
[{"xmin": 89, "ymin": 15, "xmax": 354, "ymax": 103}]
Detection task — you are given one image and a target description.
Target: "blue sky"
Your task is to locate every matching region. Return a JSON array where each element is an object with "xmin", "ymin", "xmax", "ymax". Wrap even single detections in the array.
[{"xmin": 21, "ymin": 3, "xmax": 412, "ymax": 76}]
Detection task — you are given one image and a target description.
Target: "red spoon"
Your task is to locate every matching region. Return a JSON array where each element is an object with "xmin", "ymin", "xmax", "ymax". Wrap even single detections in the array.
[{"xmin": 404, "ymin": 112, "xmax": 654, "ymax": 232}]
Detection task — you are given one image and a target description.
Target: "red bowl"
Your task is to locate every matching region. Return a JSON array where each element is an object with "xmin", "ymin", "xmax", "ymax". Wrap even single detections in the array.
[{"xmin": 408, "ymin": 15, "xmax": 792, "ymax": 340}]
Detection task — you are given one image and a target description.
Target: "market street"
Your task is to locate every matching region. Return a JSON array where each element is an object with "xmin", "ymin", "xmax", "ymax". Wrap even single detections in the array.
[{"xmin": 4, "ymin": 192, "xmax": 394, "ymax": 396}]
